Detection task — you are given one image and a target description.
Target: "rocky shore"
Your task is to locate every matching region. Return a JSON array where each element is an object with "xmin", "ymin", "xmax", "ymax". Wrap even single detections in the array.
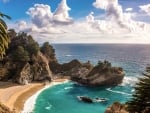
[
  {"xmin": 105, "ymin": 102, "xmax": 128, "ymax": 113},
  {"xmin": 50, "ymin": 60, "xmax": 125, "ymax": 86}
]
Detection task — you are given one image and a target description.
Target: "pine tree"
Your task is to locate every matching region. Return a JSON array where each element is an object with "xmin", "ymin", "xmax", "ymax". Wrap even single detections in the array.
[
  {"xmin": 13, "ymin": 46, "xmax": 30, "ymax": 62},
  {"xmin": 40, "ymin": 42, "xmax": 55, "ymax": 59},
  {"xmin": 127, "ymin": 66, "xmax": 150, "ymax": 113}
]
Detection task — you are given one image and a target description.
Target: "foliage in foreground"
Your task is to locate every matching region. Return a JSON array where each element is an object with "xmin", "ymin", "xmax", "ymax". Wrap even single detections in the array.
[
  {"xmin": 0, "ymin": 12, "xmax": 11, "ymax": 59},
  {"xmin": 127, "ymin": 66, "xmax": 150, "ymax": 113}
]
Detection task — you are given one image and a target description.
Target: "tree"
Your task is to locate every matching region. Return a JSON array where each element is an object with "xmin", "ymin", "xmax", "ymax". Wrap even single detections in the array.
[
  {"xmin": 13, "ymin": 46, "xmax": 30, "ymax": 62},
  {"xmin": 26, "ymin": 35, "xmax": 40, "ymax": 56},
  {"xmin": 127, "ymin": 66, "xmax": 150, "ymax": 113},
  {"xmin": 0, "ymin": 12, "xmax": 11, "ymax": 59},
  {"xmin": 41, "ymin": 42, "xmax": 55, "ymax": 59}
]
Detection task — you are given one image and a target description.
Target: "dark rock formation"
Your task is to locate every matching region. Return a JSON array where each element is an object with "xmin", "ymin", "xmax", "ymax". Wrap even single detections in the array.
[
  {"xmin": 77, "ymin": 96, "xmax": 93, "ymax": 103},
  {"xmin": 105, "ymin": 102, "xmax": 128, "ymax": 113},
  {"xmin": 71, "ymin": 60, "xmax": 125, "ymax": 86},
  {"xmin": 77, "ymin": 96, "xmax": 108, "ymax": 103},
  {"xmin": 50, "ymin": 60, "xmax": 124, "ymax": 86},
  {"xmin": 49, "ymin": 59, "xmax": 93, "ymax": 76}
]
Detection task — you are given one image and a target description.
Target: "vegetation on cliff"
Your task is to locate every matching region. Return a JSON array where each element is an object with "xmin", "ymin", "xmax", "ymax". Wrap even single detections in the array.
[
  {"xmin": 127, "ymin": 66, "xmax": 150, "ymax": 113},
  {"xmin": 41, "ymin": 42, "xmax": 56, "ymax": 62},
  {"xmin": 0, "ymin": 30, "xmax": 55, "ymax": 84},
  {"xmin": 105, "ymin": 65, "xmax": 150, "ymax": 113}
]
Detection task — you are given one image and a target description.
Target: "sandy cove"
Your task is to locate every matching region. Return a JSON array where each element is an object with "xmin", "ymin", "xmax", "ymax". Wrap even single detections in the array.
[{"xmin": 0, "ymin": 79, "xmax": 69, "ymax": 113}]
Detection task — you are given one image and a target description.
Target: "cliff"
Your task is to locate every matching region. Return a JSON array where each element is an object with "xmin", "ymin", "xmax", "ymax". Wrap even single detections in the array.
[
  {"xmin": 50, "ymin": 60, "xmax": 125, "ymax": 86},
  {"xmin": 0, "ymin": 31, "xmax": 54, "ymax": 84},
  {"xmin": 105, "ymin": 101, "xmax": 150, "ymax": 113},
  {"xmin": 105, "ymin": 102, "xmax": 128, "ymax": 113}
]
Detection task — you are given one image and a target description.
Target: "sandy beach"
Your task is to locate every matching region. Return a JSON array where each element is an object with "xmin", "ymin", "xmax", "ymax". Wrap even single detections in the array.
[{"xmin": 0, "ymin": 79, "xmax": 69, "ymax": 113}]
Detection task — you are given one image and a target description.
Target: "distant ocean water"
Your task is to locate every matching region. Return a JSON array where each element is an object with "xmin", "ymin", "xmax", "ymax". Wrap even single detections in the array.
[{"xmin": 33, "ymin": 44, "xmax": 150, "ymax": 113}]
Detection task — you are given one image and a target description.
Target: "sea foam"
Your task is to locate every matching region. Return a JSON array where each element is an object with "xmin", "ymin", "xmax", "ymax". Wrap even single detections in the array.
[
  {"xmin": 106, "ymin": 88, "xmax": 132, "ymax": 96},
  {"xmin": 21, "ymin": 80, "xmax": 69, "ymax": 113}
]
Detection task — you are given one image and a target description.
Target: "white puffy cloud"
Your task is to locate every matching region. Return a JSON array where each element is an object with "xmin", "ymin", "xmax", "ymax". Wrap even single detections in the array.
[
  {"xmin": 26, "ymin": 4, "xmax": 53, "ymax": 28},
  {"xmin": 93, "ymin": 0, "xmax": 118, "ymax": 10},
  {"xmin": 10, "ymin": 0, "xmax": 150, "ymax": 44},
  {"xmin": 26, "ymin": 0, "xmax": 72, "ymax": 28},
  {"xmin": 53, "ymin": 0, "xmax": 73, "ymax": 24},
  {"xmin": 139, "ymin": 4, "xmax": 150, "ymax": 16},
  {"xmin": 86, "ymin": 12, "xmax": 95, "ymax": 23},
  {"xmin": 125, "ymin": 8, "xmax": 133, "ymax": 12},
  {"xmin": 92, "ymin": 0, "xmax": 150, "ymax": 33}
]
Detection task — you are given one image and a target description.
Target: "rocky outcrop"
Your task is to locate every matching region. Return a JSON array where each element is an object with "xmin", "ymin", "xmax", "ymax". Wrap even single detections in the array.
[
  {"xmin": 105, "ymin": 102, "xmax": 128, "ymax": 113},
  {"xmin": 77, "ymin": 96, "xmax": 93, "ymax": 103},
  {"xmin": 16, "ymin": 52, "xmax": 52, "ymax": 85},
  {"xmin": 71, "ymin": 60, "xmax": 125, "ymax": 86},
  {"xmin": 0, "ymin": 52, "xmax": 52, "ymax": 85},
  {"xmin": 0, "ymin": 31, "xmax": 54, "ymax": 84},
  {"xmin": 50, "ymin": 60, "xmax": 124, "ymax": 87},
  {"xmin": 49, "ymin": 59, "xmax": 93, "ymax": 76},
  {"xmin": 16, "ymin": 63, "xmax": 32, "ymax": 85}
]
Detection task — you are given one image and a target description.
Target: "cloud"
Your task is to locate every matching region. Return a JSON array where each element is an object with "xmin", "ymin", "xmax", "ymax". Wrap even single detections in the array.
[
  {"xmin": 125, "ymin": 8, "xmax": 133, "ymax": 12},
  {"xmin": 53, "ymin": 0, "xmax": 73, "ymax": 24},
  {"xmin": 26, "ymin": 4, "xmax": 53, "ymax": 28},
  {"xmin": 93, "ymin": 0, "xmax": 118, "ymax": 10},
  {"xmin": 26, "ymin": 0, "xmax": 72, "ymax": 28},
  {"xmin": 9, "ymin": 0, "xmax": 150, "ymax": 44},
  {"xmin": 92, "ymin": 0, "xmax": 150, "ymax": 33},
  {"xmin": 139, "ymin": 4, "xmax": 150, "ymax": 16}
]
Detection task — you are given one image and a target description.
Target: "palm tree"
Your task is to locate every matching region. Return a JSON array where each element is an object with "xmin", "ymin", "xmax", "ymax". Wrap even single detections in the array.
[{"xmin": 0, "ymin": 12, "xmax": 11, "ymax": 59}]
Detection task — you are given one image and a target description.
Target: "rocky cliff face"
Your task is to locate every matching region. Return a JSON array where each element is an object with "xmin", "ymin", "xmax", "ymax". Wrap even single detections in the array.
[
  {"xmin": 16, "ymin": 52, "xmax": 52, "ymax": 85},
  {"xmin": 49, "ymin": 59, "xmax": 93, "ymax": 75},
  {"xmin": 50, "ymin": 60, "xmax": 125, "ymax": 86},
  {"xmin": 0, "ymin": 52, "xmax": 52, "ymax": 85},
  {"xmin": 71, "ymin": 60, "xmax": 125, "ymax": 86},
  {"xmin": 105, "ymin": 102, "xmax": 128, "ymax": 113},
  {"xmin": 0, "ymin": 31, "xmax": 53, "ymax": 85}
]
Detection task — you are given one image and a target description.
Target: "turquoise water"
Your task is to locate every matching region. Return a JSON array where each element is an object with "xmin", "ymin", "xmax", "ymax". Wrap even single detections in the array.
[
  {"xmin": 34, "ymin": 82, "xmax": 132, "ymax": 113},
  {"xmin": 34, "ymin": 44, "xmax": 150, "ymax": 113}
]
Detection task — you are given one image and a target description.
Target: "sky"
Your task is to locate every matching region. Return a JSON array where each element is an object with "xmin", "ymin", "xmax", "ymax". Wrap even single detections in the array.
[{"xmin": 0, "ymin": 0, "xmax": 150, "ymax": 44}]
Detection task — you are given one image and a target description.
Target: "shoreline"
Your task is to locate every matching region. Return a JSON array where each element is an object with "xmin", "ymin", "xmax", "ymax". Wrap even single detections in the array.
[
  {"xmin": 0, "ymin": 79, "xmax": 69, "ymax": 113},
  {"xmin": 21, "ymin": 79, "xmax": 69, "ymax": 113}
]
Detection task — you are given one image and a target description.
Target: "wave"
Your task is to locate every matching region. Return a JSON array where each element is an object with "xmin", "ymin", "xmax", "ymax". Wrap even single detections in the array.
[
  {"xmin": 121, "ymin": 76, "xmax": 139, "ymax": 86},
  {"xmin": 64, "ymin": 86, "xmax": 73, "ymax": 90},
  {"xmin": 106, "ymin": 88, "xmax": 132, "ymax": 96},
  {"xmin": 65, "ymin": 54, "xmax": 72, "ymax": 57},
  {"xmin": 45, "ymin": 103, "xmax": 52, "ymax": 110}
]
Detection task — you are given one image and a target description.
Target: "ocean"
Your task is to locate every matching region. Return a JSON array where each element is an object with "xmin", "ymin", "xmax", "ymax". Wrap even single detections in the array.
[{"xmin": 33, "ymin": 44, "xmax": 150, "ymax": 113}]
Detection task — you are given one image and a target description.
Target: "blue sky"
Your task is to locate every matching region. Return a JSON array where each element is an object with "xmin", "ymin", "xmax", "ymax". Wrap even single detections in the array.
[
  {"xmin": 0, "ymin": 0, "xmax": 98, "ymax": 20},
  {"xmin": 0, "ymin": 0, "xmax": 150, "ymax": 21},
  {"xmin": 0, "ymin": 0, "xmax": 150, "ymax": 43}
]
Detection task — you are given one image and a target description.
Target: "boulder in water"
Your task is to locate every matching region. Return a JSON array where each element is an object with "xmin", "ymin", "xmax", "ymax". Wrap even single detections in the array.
[{"xmin": 77, "ymin": 96, "xmax": 93, "ymax": 103}]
